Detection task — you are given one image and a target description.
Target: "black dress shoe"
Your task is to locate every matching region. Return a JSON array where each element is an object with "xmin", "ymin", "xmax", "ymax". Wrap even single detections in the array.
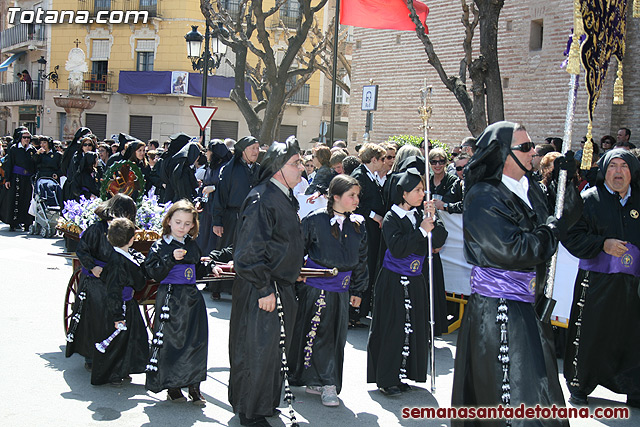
[
  {"xmin": 188, "ymin": 384, "xmax": 206, "ymax": 406},
  {"xmin": 239, "ymin": 413, "xmax": 271, "ymax": 426},
  {"xmin": 379, "ymin": 386, "xmax": 402, "ymax": 396},
  {"xmin": 210, "ymin": 292, "xmax": 221, "ymax": 301},
  {"xmin": 397, "ymin": 382, "xmax": 412, "ymax": 392},
  {"xmin": 568, "ymin": 392, "xmax": 588, "ymax": 406}
]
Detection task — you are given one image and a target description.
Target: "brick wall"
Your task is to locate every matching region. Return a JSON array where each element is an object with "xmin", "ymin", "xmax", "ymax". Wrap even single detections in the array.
[{"xmin": 348, "ymin": 1, "xmax": 637, "ymax": 149}]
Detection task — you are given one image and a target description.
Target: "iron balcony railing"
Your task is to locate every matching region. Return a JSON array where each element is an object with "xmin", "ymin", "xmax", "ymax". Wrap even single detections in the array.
[
  {"xmin": 0, "ymin": 81, "xmax": 44, "ymax": 102},
  {"xmin": 77, "ymin": 0, "xmax": 160, "ymax": 18},
  {"xmin": 83, "ymin": 71, "xmax": 114, "ymax": 92},
  {"xmin": 287, "ymin": 83, "xmax": 309, "ymax": 105},
  {"xmin": 0, "ymin": 23, "xmax": 46, "ymax": 49}
]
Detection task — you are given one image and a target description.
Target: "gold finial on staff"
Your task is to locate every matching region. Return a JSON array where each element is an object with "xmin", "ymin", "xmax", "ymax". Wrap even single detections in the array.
[{"xmin": 419, "ymin": 79, "xmax": 433, "ymax": 127}]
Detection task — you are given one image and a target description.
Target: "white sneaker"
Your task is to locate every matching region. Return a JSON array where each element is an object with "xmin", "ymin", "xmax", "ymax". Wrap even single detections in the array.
[
  {"xmin": 306, "ymin": 385, "xmax": 322, "ymax": 395},
  {"xmin": 321, "ymin": 385, "xmax": 339, "ymax": 407}
]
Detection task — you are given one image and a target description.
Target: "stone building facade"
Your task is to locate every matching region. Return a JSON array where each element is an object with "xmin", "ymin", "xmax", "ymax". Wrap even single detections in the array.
[{"xmin": 348, "ymin": 1, "xmax": 639, "ymax": 148}]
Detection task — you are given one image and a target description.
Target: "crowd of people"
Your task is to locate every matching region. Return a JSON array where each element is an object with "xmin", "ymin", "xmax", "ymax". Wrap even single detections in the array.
[{"xmin": 0, "ymin": 122, "xmax": 638, "ymax": 426}]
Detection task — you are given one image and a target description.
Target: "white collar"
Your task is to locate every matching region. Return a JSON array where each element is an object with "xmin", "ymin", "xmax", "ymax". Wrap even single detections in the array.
[
  {"xmin": 114, "ymin": 246, "xmax": 139, "ymax": 265},
  {"xmin": 364, "ymin": 164, "xmax": 378, "ymax": 182},
  {"xmin": 391, "ymin": 204, "xmax": 419, "ymax": 226},
  {"xmin": 270, "ymin": 177, "xmax": 291, "ymax": 197},
  {"xmin": 163, "ymin": 234, "xmax": 186, "ymax": 244},
  {"xmin": 501, "ymin": 174, "xmax": 532, "ymax": 209}
]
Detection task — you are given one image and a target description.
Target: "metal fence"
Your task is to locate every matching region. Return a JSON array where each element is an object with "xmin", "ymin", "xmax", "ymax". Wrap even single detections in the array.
[
  {"xmin": 0, "ymin": 24, "xmax": 46, "ymax": 49},
  {"xmin": 0, "ymin": 81, "xmax": 43, "ymax": 102},
  {"xmin": 83, "ymin": 71, "xmax": 114, "ymax": 92}
]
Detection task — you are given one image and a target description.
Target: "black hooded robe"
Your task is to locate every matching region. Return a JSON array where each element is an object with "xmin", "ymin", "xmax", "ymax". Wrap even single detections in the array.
[
  {"xmin": 0, "ymin": 143, "xmax": 36, "ymax": 228},
  {"xmin": 65, "ymin": 221, "xmax": 114, "ymax": 360},
  {"xmin": 228, "ymin": 180, "xmax": 304, "ymax": 420},
  {"xmin": 562, "ymin": 150, "xmax": 640, "ymax": 400},
  {"xmin": 451, "ymin": 121, "xmax": 569, "ymax": 427},
  {"xmin": 288, "ymin": 209, "xmax": 369, "ymax": 394},
  {"xmin": 162, "ymin": 143, "xmax": 200, "ymax": 203},
  {"xmin": 367, "ymin": 205, "xmax": 447, "ymax": 388}
]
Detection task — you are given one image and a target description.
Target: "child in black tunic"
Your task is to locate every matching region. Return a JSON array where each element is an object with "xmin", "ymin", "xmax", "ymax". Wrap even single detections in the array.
[
  {"xmin": 65, "ymin": 194, "xmax": 137, "ymax": 371},
  {"xmin": 145, "ymin": 199, "xmax": 210, "ymax": 404},
  {"xmin": 91, "ymin": 218, "xmax": 148, "ymax": 385}
]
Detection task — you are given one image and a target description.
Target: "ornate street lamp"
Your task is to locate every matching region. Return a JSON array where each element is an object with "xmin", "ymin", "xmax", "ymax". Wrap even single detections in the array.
[{"xmin": 185, "ymin": 22, "xmax": 229, "ymax": 139}]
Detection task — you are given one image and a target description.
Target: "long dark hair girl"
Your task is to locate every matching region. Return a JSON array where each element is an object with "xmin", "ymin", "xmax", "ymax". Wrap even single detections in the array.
[{"xmin": 327, "ymin": 174, "xmax": 361, "ymax": 239}]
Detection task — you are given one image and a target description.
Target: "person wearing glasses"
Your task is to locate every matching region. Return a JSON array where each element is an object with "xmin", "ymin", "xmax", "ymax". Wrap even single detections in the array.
[
  {"xmin": 441, "ymin": 154, "xmax": 470, "ymax": 215},
  {"xmin": 0, "ymin": 130, "xmax": 36, "ymax": 231},
  {"xmin": 229, "ymin": 137, "xmax": 305, "ymax": 427},
  {"xmin": 451, "ymin": 121, "xmax": 582, "ymax": 425},
  {"xmin": 429, "ymin": 148, "xmax": 458, "ymax": 206}
]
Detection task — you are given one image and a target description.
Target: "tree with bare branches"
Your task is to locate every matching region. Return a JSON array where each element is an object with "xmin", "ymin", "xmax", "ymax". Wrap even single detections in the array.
[
  {"xmin": 200, "ymin": 0, "xmax": 329, "ymax": 143},
  {"xmin": 405, "ymin": 0, "xmax": 505, "ymax": 136}
]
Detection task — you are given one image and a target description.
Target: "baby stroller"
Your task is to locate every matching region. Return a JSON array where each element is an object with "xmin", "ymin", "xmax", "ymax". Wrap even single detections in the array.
[{"xmin": 29, "ymin": 176, "xmax": 62, "ymax": 238}]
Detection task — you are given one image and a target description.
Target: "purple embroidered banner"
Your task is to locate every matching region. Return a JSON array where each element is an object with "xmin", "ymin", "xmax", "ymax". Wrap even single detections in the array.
[
  {"xmin": 304, "ymin": 258, "xmax": 351, "ymax": 293},
  {"xmin": 470, "ymin": 266, "xmax": 536, "ymax": 303},
  {"xmin": 118, "ymin": 71, "xmax": 252, "ymax": 100},
  {"xmin": 579, "ymin": 243, "xmax": 640, "ymax": 277},
  {"xmin": 160, "ymin": 263, "xmax": 196, "ymax": 285},
  {"xmin": 382, "ymin": 249, "xmax": 425, "ymax": 277}
]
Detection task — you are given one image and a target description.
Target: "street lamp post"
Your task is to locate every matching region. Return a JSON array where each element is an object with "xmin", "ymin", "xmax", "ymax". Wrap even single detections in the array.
[{"xmin": 185, "ymin": 23, "xmax": 229, "ymax": 140}]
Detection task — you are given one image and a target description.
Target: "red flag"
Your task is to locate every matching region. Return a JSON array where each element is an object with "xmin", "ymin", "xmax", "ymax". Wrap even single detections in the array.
[{"xmin": 339, "ymin": 0, "xmax": 429, "ymax": 33}]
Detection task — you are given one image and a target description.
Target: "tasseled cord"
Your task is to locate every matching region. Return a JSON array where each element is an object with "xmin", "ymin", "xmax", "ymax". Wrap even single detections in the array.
[
  {"xmin": 580, "ymin": 124, "xmax": 594, "ymax": 171},
  {"xmin": 303, "ymin": 290, "xmax": 326, "ymax": 368},
  {"xmin": 613, "ymin": 61, "xmax": 624, "ymax": 105},
  {"xmin": 566, "ymin": 0, "xmax": 584, "ymax": 75},
  {"xmin": 275, "ymin": 283, "xmax": 299, "ymax": 427},
  {"xmin": 570, "ymin": 273, "xmax": 590, "ymax": 388},
  {"xmin": 496, "ymin": 298, "xmax": 512, "ymax": 427},
  {"xmin": 146, "ymin": 284, "xmax": 172, "ymax": 373},
  {"xmin": 634, "ymin": 0, "xmax": 640, "ymax": 18},
  {"xmin": 399, "ymin": 276, "xmax": 413, "ymax": 381}
]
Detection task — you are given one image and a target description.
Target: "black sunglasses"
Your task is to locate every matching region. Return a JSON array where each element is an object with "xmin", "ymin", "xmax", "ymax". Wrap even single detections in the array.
[
  {"xmin": 510, "ymin": 141, "xmax": 535, "ymax": 153},
  {"xmin": 22, "ymin": 135, "xmax": 31, "ymax": 139},
  {"xmin": 455, "ymin": 166, "xmax": 465, "ymax": 171},
  {"xmin": 82, "ymin": 142, "xmax": 93, "ymax": 147},
  {"xmin": 429, "ymin": 159, "xmax": 446, "ymax": 165}
]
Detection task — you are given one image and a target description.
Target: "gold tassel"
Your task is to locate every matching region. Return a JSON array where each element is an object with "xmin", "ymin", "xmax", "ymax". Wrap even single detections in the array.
[
  {"xmin": 567, "ymin": 0, "xmax": 584, "ymax": 75},
  {"xmin": 580, "ymin": 125, "xmax": 593, "ymax": 170},
  {"xmin": 634, "ymin": 0, "xmax": 640, "ymax": 18},
  {"xmin": 613, "ymin": 62, "xmax": 624, "ymax": 104}
]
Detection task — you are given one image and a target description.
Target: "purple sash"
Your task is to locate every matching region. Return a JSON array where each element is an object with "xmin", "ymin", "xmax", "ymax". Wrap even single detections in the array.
[
  {"xmin": 304, "ymin": 258, "xmax": 352, "ymax": 293},
  {"xmin": 12, "ymin": 165, "xmax": 31, "ymax": 176},
  {"xmin": 81, "ymin": 259, "xmax": 107, "ymax": 278},
  {"xmin": 382, "ymin": 249, "xmax": 425, "ymax": 277},
  {"xmin": 578, "ymin": 243, "xmax": 640, "ymax": 277},
  {"xmin": 470, "ymin": 266, "xmax": 536, "ymax": 303},
  {"xmin": 122, "ymin": 286, "xmax": 134, "ymax": 301},
  {"xmin": 160, "ymin": 264, "xmax": 196, "ymax": 285}
]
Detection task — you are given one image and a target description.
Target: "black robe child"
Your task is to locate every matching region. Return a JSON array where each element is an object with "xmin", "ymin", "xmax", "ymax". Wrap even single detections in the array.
[
  {"xmin": 289, "ymin": 209, "xmax": 368, "ymax": 394},
  {"xmin": 367, "ymin": 205, "xmax": 447, "ymax": 388},
  {"xmin": 91, "ymin": 248, "xmax": 148, "ymax": 385},
  {"xmin": 162, "ymin": 143, "xmax": 200, "ymax": 203},
  {"xmin": 144, "ymin": 235, "xmax": 208, "ymax": 393},
  {"xmin": 66, "ymin": 221, "xmax": 114, "ymax": 359},
  {"xmin": 562, "ymin": 185, "xmax": 640, "ymax": 398},
  {"xmin": 229, "ymin": 180, "xmax": 304, "ymax": 420}
]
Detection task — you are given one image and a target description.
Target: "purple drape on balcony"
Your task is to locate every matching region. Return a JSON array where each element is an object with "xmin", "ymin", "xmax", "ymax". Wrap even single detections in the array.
[{"xmin": 118, "ymin": 71, "xmax": 251, "ymax": 100}]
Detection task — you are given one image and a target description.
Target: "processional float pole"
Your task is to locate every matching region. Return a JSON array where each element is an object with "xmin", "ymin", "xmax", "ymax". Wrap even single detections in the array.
[{"xmin": 419, "ymin": 79, "xmax": 436, "ymax": 393}]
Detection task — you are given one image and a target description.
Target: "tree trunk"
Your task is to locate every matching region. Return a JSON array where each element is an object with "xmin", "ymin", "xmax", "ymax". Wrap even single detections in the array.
[{"xmin": 476, "ymin": 0, "xmax": 504, "ymax": 124}]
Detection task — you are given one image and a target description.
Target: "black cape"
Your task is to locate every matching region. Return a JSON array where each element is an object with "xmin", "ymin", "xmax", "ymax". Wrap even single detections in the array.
[
  {"xmin": 0, "ymin": 144, "xmax": 36, "ymax": 227},
  {"xmin": 228, "ymin": 180, "xmax": 304, "ymax": 419}
]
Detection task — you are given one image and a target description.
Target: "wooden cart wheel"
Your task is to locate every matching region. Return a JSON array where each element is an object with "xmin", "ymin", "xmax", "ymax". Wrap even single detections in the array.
[
  {"xmin": 136, "ymin": 283, "xmax": 158, "ymax": 333},
  {"xmin": 64, "ymin": 267, "xmax": 83, "ymax": 334}
]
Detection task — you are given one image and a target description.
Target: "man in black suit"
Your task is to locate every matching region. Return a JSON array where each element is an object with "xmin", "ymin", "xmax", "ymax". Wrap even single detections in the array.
[{"xmin": 350, "ymin": 142, "xmax": 387, "ymax": 327}]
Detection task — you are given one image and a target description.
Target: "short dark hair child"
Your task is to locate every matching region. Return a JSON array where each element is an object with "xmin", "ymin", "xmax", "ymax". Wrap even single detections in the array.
[{"xmin": 107, "ymin": 218, "xmax": 136, "ymax": 248}]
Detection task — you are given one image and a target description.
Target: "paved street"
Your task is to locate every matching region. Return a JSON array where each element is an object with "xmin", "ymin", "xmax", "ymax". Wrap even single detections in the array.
[{"xmin": 0, "ymin": 226, "xmax": 637, "ymax": 426}]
